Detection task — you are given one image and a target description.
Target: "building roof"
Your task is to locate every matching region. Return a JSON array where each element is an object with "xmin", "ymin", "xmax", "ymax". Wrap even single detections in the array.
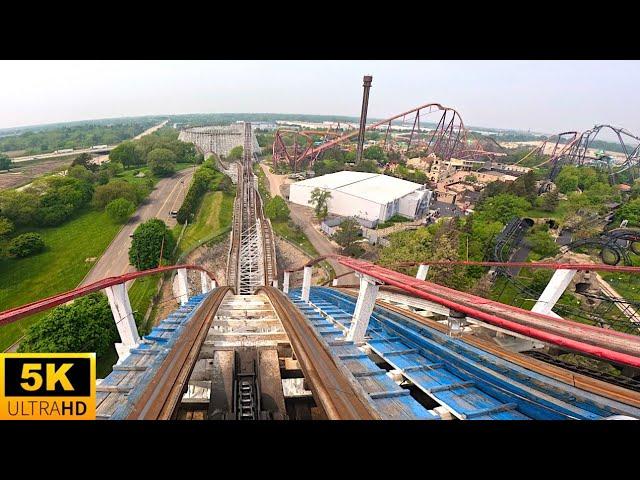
[{"xmin": 292, "ymin": 171, "xmax": 425, "ymax": 205}]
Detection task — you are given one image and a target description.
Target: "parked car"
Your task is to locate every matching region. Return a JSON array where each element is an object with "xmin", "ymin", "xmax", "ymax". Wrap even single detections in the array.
[{"xmin": 169, "ymin": 210, "xmax": 178, "ymax": 218}]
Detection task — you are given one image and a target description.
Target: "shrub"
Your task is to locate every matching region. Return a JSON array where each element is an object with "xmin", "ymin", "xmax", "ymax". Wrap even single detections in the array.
[
  {"xmin": 0, "ymin": 216, "xmax": 14, "ymax": 237},
  {"xmin": 147, "ymin": 148, "xmax": 177, "ymax": 176},
  {"xmin": 128, "ymin": 219, "xmax": 175, "ymax": 270},
  {"xmin": 93, "ymin": 180, "xmax": 145, "ymax": 208},
  {"xmin": 9, "ymin": 232, "xmax": 45, "ymax": 257},
  {"xmin": 265, "ymin": 196, "xmax": 290, "ymax": 221},
  {"xmin": 19, "ymin": 293, "xmax": 117, "ymax": 356},
  {"xmin": 106, "ymin": 198, "xmax": 135, "ymax": 223},
  {"xmin": 176, "ymin": 163, "xmax": 219, "ymax": 224}
]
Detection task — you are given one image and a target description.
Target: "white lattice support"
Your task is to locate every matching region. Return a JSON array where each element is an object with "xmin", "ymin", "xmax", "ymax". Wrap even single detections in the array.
[
  {"xmin": 283, "ymin": 271, "xmax": 291, "ymax": 294},
  {"xmin": 104, "ymin": 283, "xmax": 140, "ymax": 361},
  {"xmin": 416, "ymin": 264, "xmax": 429, "ymax": 281},
  {"xmin": 177, "ymin": 268, "xmax": 189, "ymax": 305},
  {"xmin": 346, "ymin": 273, "xmax": 381, "ymax": 343},
  {"xmin": 301, "ymin": 266, "xmax": 313, "ymax": 302},
  {"xmin": 532, "ymin": 269, "xmax": 578, "ymax": 317}
]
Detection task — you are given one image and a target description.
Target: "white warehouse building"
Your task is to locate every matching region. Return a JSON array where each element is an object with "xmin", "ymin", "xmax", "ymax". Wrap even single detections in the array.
[{"xmin": 289, "ymin": 171, "xmax": 432, "ymax": 225}]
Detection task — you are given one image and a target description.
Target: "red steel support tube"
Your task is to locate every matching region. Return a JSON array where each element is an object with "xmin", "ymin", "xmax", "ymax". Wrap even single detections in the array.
[
  {"xmin": 387, "ymin": 260, "xmax": 640, "ymax": 274},
  {"xmin": 286, "ymin": 255, "xmax": 640, "ymax": 368},
  {"xmin": 0, "ymin": 264, "xmax": 217, "ymax": 326},
  {"xmin": 361, "ymin": 268, "xmax": 640, "ymax": 369}
]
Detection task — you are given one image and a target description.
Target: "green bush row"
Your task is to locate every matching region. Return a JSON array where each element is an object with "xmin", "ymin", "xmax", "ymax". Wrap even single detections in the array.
[{"xmin": 176, "ymin": 160, "xmax": 221, "ymax": 224}]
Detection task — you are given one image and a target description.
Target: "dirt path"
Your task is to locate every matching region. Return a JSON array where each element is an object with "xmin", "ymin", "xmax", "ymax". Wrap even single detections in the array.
[{"xmin": 260, "ymin": 162, "xmax": 291, "ymax": 197}]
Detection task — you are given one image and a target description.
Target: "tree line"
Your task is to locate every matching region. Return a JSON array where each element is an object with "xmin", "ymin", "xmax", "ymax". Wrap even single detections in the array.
[{"xmin": 0, "ymin": 120, "xmax": 159, "ymax": 155}]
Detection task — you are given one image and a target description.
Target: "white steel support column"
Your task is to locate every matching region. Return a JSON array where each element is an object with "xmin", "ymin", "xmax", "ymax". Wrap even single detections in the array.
[
  {"xmin": 346, "ymin": 274, "xmax": 380, "ymax": 343},
  {"xmin": 532, "ymin": 269, "xmax": 578, "ymax": 316},
  {"xmin": 177, "ymin": 268, "xmax": 189, "ymax": 305},
  {"xmin": 416, "ymin": 264, "xmax": 429, "ymax": 281},
  {"xmin": 104, "ymin": 283, "xmax": 140, "ymax": 361},
  {"xmin": 283, "ymin": 271, "xmax": 290, "ymax": 294},
  {"xmin": 200, "ymin": 271, "xmax": 210, "ymax": 294},
  {"xmin": 301, "ymin": 266, "xmax": 313, "ymax": 302},
  {"xmin": 272, "ymin": 279, "xmax": 279, "ymax": 288}
]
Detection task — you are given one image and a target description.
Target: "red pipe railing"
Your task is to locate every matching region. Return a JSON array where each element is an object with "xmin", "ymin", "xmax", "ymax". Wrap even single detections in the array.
[
  {"xmin": 0, "ymin": 265, "xmax": 217, "ymax": 327},
  {"xmin": 285, "ymin": 256, "xmax": 640, "ymax": 368},
  {"xmin": 285, "ymin": 256, "xmax": 640, "ymax": 274}
]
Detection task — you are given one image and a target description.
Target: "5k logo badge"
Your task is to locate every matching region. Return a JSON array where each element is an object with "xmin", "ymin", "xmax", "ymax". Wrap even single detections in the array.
[{"xmin": 0, "ymin": 353, "xmax": 96, "ymax": 420}]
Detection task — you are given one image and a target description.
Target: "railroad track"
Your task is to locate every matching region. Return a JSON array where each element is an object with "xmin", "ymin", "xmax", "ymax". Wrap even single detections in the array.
[
  {"xmin": 261, "ymin": 286, "xmax": 378, "ymax": 419},
  {"xmin": 125, "ymin": 287, "xmax": 231, "ymax": 420},
  {"xmin": 228, "ymin": 124, "xmax": 278, "ymax": 294},
  {"xmin": 126, "ymin": 123, "xmax": 368, "ymax": 420}
]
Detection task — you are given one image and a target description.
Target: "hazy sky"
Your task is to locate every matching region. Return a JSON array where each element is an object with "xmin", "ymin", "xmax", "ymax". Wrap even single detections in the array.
[{"xmin": 1, "ymin": 60, "xmax": 639, "ymax": 135}]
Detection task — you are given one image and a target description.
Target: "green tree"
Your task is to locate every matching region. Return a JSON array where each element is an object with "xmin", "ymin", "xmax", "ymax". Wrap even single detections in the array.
[
  {"xmin": 510, "ymin": 170, "xmax": 538, "ymax": 203},
  {"xmin": 332, "ymin": 217, "xmax": 362, "ymax": 257},
  {"xmin": 353, "ymin": 160, "xmax": 379, "ymax": 173},
  {"xmin": 92, "ymin": 180, "xmax": 145, "ymax": 208},
  {"xmin": 8, "ymin": 232, "xmax": 45, "ymax": 257},
  {"xmin": 106, "ymin": 198, "xmax": 135, "ymax": 223},
  {"xmin": 428, "ymin": 220, "xmax": 470, "ymax": 290},
  {"xmin": 528, "ymin": 230, "xmax": 559, "ymax": 258},
  {"xmin": 475, "ymin": 193, "xmax": 531, "ymax": 224},
  {"xmin": 265, "ymin": 195, "xmax": 290, "ymax": 221},
  {"xmin": 0, "ymin": 216, "xmax": 13, "ymax": 237},
  {"xmin": 109, "ymin": 141, "xmax": 141, "ymax": 168},
  {"xmin": 105, "ymin": 161, "xmax": 124, "ymax": 178},
  {"xmin": 309, "ymin": 188, "xmax": 332, "ymax": 220},
  {"xmin": 68, "ymin": 165, "xmax": 96, "ymax": 183},
  {"xmin": 0, "ymin": 153, "xmax": 13, "ymax": 171},
  {"xmin": 71, "ymin": 152, "xmax": 98, "ymax": 172},
  {"xmin": 229, "ymin": 145, "xmax": 244, "ymax": 160},
  {"xmin": 19, "ymin": 293, "xmax": 117, "ymax": 357},
  {"xmin": 218, "ymin": 175, "xmax": 234, "ymax": 194},
  {"xmin": 617, "ymin": 198, "xmax": 640, "ymax": 227},
  {"xmin": 540, "ymin": 189, "xmax": 559, "ymax": 212},
  {"xmin": 465, "ymin": 174, "xmax": 478, "ymax": 183},
  {"xmin": 363, "ymin": 145, "xmax": 386, "ymax": 162},
  {"xmin": 344, "ymin": 150, "xmax": 356, "ymax": 163},
  {"xmin": 555, "ymin": 167, "xmax": 580, "ymax": 193},
  {"xmin": 128, "ymin": 218, "xmax": 175, "ymax": 270},
  {"xmin": 0, "ymin": 190, "xmax": 39, "ymax": 226},
  {"xmin": 147, "ymin": 148, "xmax": 177, "ymax": 176}
]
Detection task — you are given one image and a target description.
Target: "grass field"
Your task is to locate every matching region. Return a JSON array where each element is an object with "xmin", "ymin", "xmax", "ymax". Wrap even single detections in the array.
[
  {"xmin": 128, "ymin": 273, "xmax": 161, "ymax": 334},
  {"xmin": 600, "ymin": 252, "xmax": 640, "ymax": 303},
  {"xmin": 0, "ymin": 209, "xmax": 122, "ymax": 351},
  {"xmin": 176, "ymin": 191, "xmax": 234, "ymax": 256},
  {"xmin": 271, "ymin": 219, "xmax": 319, "ymax": 257},
  {"xmin": 524, "ymin": 199, "xmax": 572, "ymax": 222}
]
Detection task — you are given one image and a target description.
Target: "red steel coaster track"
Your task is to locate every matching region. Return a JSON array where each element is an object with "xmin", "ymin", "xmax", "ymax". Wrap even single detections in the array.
[{"xmin": 272, "ymin": 103, "xmax": 500, "ymax": 172}]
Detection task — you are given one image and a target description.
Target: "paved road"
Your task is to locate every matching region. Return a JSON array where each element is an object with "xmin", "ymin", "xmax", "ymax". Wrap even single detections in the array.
[
  {"xmin": 79, "ymin": 168, "xmax": 195, "ymax": 286},
  {"xmin": 11, "ymin": 146, "xmax": 116, "ymax": 163},
  {"xmin": 10, "ymin": 120, "xmax": 168, "ymax": 164}
]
